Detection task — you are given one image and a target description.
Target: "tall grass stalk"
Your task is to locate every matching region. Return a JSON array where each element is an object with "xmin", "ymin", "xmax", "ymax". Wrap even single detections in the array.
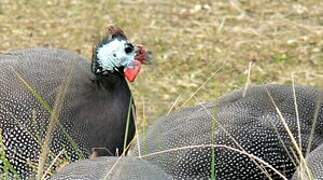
[
  {"xmin": 123, "ymin": 96, "xmax": 133, "ymax": 156},
  {"xmin": 266, "ymin": 87, "xmax": 313, "ymax": 179},
  {"xmin": 140, "ymin": 144, "xmax": 287, "ymax": 180},
  {"xmin": 167, "ymin": 95, "xmax": 181, "ymax": 115},
  {"xmin": 267, "ymin": 119, "xmax": 298, "ymax": 167},
  {"xmin": 133, "ymin": 102, "xmax": 142, "ymax": 158},
  {"xmin": 12, "ymin": 66, "xmax": 85, "ymax": 160},
  {"xmin": 0, "ymin": 103, "xmax": 59, "ymax": 164},
  {"xmin": 104, "ymin": 133, "xmax": 136, "ymax": 180},
  {"xmin": 140, "ymin": 97, "xmax": 149, "ymax": 157},
  {"xmin": 0, "ymin": 129, "xmax": 19, "ymax": 178},
  {"xmin": 200, "ymin": 104, "xmax": 272, "ymax": 179},
  {"xmin": 36, "ymin": 67, "xmax": 73, "ymax": 180},
  {"xmin": 41, "ymin": 149, "xmax": 65, "ymax": 179},
  {"xmin": 210, "ymin": 106, "xmax": 217, "ymax": 180},
  {"xmin": 242, "ymin": 61, "xmax": 253, "ymax": 97},
  {"xmin": 305, "ymin": 94, "xmax": 322, "ymax": 156},
  {"xmin": 181, "ymin": 63, "xmax": 226, "ymax": 107},
  {"xmin": 292, "ymin": 74, "xmax": 302, "ymax": 153}
]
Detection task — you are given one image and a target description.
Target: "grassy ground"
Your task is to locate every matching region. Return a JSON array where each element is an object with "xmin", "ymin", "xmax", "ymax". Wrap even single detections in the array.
[{"xmin": 1, "ymin": 0, "xmax": 323, "ymax": 130}]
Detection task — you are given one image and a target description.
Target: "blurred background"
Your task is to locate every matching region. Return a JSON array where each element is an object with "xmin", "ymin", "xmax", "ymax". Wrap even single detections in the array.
[{"xmin": 1, "ymin": 0, "xmax": 323, "ymax": 129}]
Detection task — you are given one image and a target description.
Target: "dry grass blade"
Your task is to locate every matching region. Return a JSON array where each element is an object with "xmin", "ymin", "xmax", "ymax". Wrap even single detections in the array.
[
  {"xmin": 217, "ymin": 17, "xmax": 226, "ymax": 33},
  {"xmin": 0, "ymin": 102, "xmax": 58, "ymax": 161},
  {"xmin": 36, "ymin": 65, "xmax": 73, "ymax": 180},
  {"xmin": 138, "ymin": 96, "xmax": 148, "ymax": 157},
  {"xmin": 265, "ymin": 87, "xmax": 312, "ymax": 179},
  {"xmin": 167, "ymin": 95, "xmax": 181, "ymax": 115},
  {"xmin": 199, "ymin": 104, "xmax": 273, "ymax": 179},
  {"xmin": 140, "ymin": 144, "xmax": 287, "ymax": 180},
  {"xmin": 10, "ymin": 65, "xmax": 84, "ymax": 159},
  {"xmin": 41, "ymin": 149, "xmax": 65, "ymax": 179},
  {"xmin": 242, "ymin": 61, "xmax": 253, "ymax": 97},
  {"xmin": 297, "ymin": 90, "xmax": 323, "ymax": 179},
  {"xmin": 123, "ymin": 96, "xmax": 133, "ymax": 157},
  {"xmin": 10, "ymin": 66, "xmax": 52, "ymax": 112},
  {"xmin": 228, "ymin": 0, "xmax": 247, "ymax": 16},
  {"xmin": 181, "ymin": 62, "xmax": 226, "ymax": 107},
  {"xmin": 10, "ymin": 65, "xmax": 74, "ymax": 178},
  {"xmin": 103, "ymin": 155, "xmax": 125, "ymax": 180},
  {"xmin": 103, "ymin": 135, "xmax": 136, "ymax": 180},
  {"xmin": 305, "ymin": 94, "xmax": 322, "ymax": 156},
  {"xmin": 1, "ymin": 0, "xmax": 323, "ymax": 179},
  {"xmin": 0, "ymin": 129, "xmax": 19, "ymax": 178},
  {"xmin": 291, "ymin": 74, "xmax": 302, "ymax": 153},
  {"xmin": 268, "ymin": 119, "xmax": 297, "ymax": 167},
  {"xmin": 133, "ymin": 104, "xmax": 142, "ymax": 158},
  {"xmin": 1, "ymin": 0, "xmax": 323, "ymax": 129}
]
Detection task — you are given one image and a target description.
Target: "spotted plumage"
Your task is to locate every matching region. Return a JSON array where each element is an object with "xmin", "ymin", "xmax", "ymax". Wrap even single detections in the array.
[
  {"xmin": 49, "ymin": 157, "xmax": 172, "ymax": 180},
  {"xmin": 292, "ymin": 143, "xmax": 323, "ymax": 179},
  {"xmin": 0, "ymin": 27, "xmax": 149, "ymax": 178},
  {"xmin": 132, "ymin": 84, "xmax": 323, "ymax": 179},
  {"xmin": 0, "ymin": 49, "xmax": 92, "ymax": 178}
]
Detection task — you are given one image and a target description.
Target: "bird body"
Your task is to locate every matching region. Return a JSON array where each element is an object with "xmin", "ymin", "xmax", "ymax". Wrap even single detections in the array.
[
  {"xmin": 0, "ymin": 26, "xmax": 149, "ymax": 178},
  {"xmin": 49, "ymin": 157, "xmax": 172, "ymax": 180},
  {"xmin": 0, "ymin": 48, "xmax": 135, "ymax": 178},
  {"xmin": 292, "ymin": 143, "xmax": 323, "ymax": 179},
  {"xmin": 133, "ymin": 84, "xmax": 323, "ymax": 179}
]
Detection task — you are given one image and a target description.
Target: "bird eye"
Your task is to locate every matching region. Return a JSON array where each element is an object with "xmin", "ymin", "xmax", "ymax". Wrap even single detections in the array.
[{"xmin": 124, "ymin": 43, "xmax": 134, "ymax": 54}]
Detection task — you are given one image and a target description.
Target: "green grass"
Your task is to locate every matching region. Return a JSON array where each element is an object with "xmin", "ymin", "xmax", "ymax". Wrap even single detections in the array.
[
  {"xmin": 0, "ymin": 129, "xmax": 19, "ymax": 179},
  {"xmin": 1, "ymin": 0, "xmax": 323, "ymax": 179}
]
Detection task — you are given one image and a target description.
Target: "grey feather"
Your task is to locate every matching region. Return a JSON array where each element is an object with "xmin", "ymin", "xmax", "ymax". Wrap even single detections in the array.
[
  {"xmin": 292, "ymin": 143, "xmax": 323, "ymax": 179},
  {"xmin": 132, "ymin": 84, "xmax": 323, "ymax": 179},
  {"xmin": 0, "ymin": 48, "xmax": 135, "ymax": 178},
  {"xmin": 49, "ymin": 157, "xmax": 172, "ymax": 180}
]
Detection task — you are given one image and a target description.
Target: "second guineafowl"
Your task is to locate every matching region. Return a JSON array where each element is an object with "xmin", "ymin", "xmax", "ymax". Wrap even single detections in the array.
[
  {"xmin": 0, "ymin": 26, "xmax": 149, "ymax": 178},
  {"xmin": 292, "ymin": 143, "xmax": 323, "ymax": 179},
  {"xmin": 49, "ymin": 157, "xmax": 172, "ymax": 180},
  {"xmin": 133, "ymin": 84, "xmax": 323, "ymax": 179}
]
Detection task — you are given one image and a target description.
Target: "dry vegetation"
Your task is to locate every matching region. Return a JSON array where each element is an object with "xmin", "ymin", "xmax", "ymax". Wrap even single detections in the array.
[{"xmin": 1, "ymin": 0, "xmax": 323, "ymax": 130}]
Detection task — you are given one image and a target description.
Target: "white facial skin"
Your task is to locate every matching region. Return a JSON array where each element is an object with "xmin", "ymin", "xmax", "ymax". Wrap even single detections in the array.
[{"xmin": 96, "ymin": 38, "xmax": 137, "ymax": 72}]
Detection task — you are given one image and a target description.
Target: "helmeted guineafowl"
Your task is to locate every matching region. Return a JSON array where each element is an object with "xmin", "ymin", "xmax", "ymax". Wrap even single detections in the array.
[
  {"xmin": 0, "ymin": 26, "xmax": 150, "ymax": 178},
  {"xmin": 132, "ymin": 84, "xmax": 323, "ymax": 179},
  {"xmin": 49, "ymin": 156, "xmax": 172, "ymax": 180},
  {"xmin": 292, "ymin": 143, "xmax": 323, "ymax": 179}
]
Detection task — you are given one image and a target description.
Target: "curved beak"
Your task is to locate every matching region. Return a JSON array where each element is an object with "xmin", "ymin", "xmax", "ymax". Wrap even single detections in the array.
[{"xmin": 134, "ymin": 45, "xmax": 153, "ymax": 65}]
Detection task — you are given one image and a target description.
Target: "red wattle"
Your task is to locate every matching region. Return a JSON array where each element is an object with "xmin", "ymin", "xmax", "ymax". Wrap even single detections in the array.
[{"xmin": 124, "ymin": 60, "xmax": 142, "ymax": 82}]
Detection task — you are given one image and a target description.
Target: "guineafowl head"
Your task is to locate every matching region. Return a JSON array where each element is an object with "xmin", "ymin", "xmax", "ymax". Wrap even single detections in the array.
[{"xmin": 91, "ymin": 25, "xmax": 150, "ymax": 82}]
